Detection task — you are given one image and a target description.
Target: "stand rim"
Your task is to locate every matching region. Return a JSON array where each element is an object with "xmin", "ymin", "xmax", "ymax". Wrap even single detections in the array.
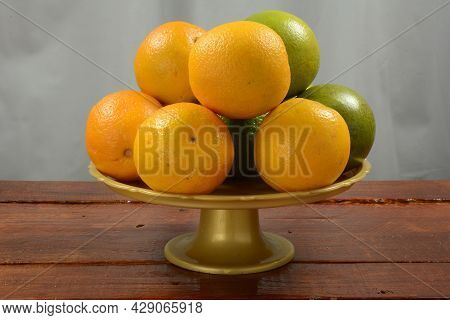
[
  {"xmin": 88, "ymin": 160, "xmax": 371, "ymax": 209},
  {"xmin": 164, "ymin": 232, "xmax": 294, "ymax": 275}
]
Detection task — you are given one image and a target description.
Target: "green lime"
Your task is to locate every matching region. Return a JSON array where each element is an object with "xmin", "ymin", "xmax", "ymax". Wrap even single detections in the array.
[
  {"xmin": 246, "ymin": 10, "xmax": 320, "ymax": 97},
  {"xmin": 221, "ymin": 115, "xmax": 266, "ymax": 178},
  {"xmin": 301, "ymin": 84, "xmax": 376, "ymax": 170}
]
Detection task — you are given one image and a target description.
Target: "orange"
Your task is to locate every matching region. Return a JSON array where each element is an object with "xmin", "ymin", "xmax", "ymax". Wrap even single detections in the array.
[
  {"xmin": 254, "ymin": 98, "xmax": 350, "ymax": 191},
  {"xmin": 134, "ymin": 103, "xmax": 234, "ymax": 194},
  {"xmin": 247, "ymin": 10, "xmax": 320, "ymax": 96},
  {"xmin": 300, "ymin": 84, "xmax": 376, "ymax": 170},
  {"xmin": 86, "ymin": 90, "xmax": 161, "ymax": 181},
  {"xmin": 134, "ymin": 21, "xmax": 205, "ymax": 105},
  {"xmin": 189, "ymin": 21, "xmax": 291, "ymax": 119}
]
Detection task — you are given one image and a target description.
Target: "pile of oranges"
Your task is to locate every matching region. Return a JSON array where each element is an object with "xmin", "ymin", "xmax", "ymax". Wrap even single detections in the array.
[{"xmin": 86, "ymin": 10, "xmax": 375, "ymax": 194}]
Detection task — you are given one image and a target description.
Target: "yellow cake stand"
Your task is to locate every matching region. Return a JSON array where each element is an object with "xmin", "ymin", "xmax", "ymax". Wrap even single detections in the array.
[{"xmin": 89, "ymin": 160, "xmax": 371, "ymax": 275}]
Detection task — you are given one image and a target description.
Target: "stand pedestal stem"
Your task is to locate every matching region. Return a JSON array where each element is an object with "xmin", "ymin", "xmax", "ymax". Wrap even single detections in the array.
[{"xmin": 164, "ymin": 208, "xmax": 294, "ymax": 274}]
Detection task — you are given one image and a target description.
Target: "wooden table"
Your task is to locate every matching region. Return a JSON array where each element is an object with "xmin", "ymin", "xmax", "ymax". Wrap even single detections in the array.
[{"xmin": 0, "ymin": 181, "xmax": 449, "ymax": 299}]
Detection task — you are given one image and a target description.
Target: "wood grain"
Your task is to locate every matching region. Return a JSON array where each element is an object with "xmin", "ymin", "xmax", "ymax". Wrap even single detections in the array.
[
  {"xmin": 1, "ymin": 180, "xmax": 449, "ymax": 203},
  {"xmin": 0, "ymin": 181, "xmax": 449, "ymax": 299},
  {"xmin": 0, "ymin": 203, "xmax": 449, "ymax": 264},
  {"xmin": 1, "ymin": 263, "xmax": 448, "ymax": 299}
]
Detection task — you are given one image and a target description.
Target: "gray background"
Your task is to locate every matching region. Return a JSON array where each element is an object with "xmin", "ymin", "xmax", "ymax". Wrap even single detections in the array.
[{"xmin": 0, "ymin": 0, "xmax": 449, "ymax": 181}]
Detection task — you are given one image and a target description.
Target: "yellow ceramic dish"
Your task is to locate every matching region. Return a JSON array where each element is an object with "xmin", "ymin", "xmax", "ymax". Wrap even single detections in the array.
[{"xmin": 89, "ymin": 159, "xmax": 371, "ymax": 275}]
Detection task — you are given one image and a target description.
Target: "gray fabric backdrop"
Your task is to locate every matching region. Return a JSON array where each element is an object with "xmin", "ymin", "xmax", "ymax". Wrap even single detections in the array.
[{"xmin": 1, "ymin": 0, "xmax": 449, "ymax": 180}]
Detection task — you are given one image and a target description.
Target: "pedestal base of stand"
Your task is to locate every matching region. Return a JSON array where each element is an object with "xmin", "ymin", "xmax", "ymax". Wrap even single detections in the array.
[{"xmin": 164, "ymin": 208, "xmax": 294, "ymax": 275}]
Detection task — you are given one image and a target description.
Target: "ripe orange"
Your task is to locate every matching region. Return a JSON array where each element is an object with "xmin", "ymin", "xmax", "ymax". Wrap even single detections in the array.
[
  {"xmin": 189, "ymin": 21, "xmax": 291, "ymax": 119},
  {"xmin": 301, "ymin": 84, "xmax": 376, "ymax": 170},
  {"xmin": 247, "ymin": 10, "xmax": 320, "ymax": 96},
  {"xmin": 255, "ymin": 98, "xmax": 350, "ymax": 191},
  {"xmin": 134, "ymin": 103, "xmax": 234, "ymax": 194},
  {"xmin": 86, "ymin": 90, "xmax": 161, "ymax": 181},
  {"xmin": 134, "ymin": 21, "xmax": 205, "ymax": 105}
]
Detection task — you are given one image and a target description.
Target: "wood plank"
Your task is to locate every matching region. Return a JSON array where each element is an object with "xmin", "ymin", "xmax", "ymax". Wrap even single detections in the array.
[
  {"xmin": 1, "ymin": 203, "xmax": 448, "ymax": 264},
  {"xmin": 1, "ymin": 181, "xmax": 448, "ymax": 299},
  {"xmin": 1, "ymin": 180, "xmax": 449, "ymax": 203},
  {"xmin": 0, "ymin": 262, "xmax": 448, "ymax": 299},
  {"xmin": 0, "ymin": 181, "xmax": 130, "ymax": 203}
]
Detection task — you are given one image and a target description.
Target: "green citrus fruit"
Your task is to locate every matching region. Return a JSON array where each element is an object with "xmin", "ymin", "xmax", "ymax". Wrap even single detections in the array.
[
  {"xmin": 221, "ymin": 115, "xmax": 266, "ymax": 178},
  {"xmin": 246, "ymin": 10, "xmax": 320, "ymax": 97},
  {"xmin": 300, "ymin": 84, "xmax": 376, "ymax": 170}
]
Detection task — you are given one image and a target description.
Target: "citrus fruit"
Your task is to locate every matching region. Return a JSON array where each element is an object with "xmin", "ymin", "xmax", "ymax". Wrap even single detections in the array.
[
  {"xmin": 134, "ymin": 103, "xmax": 234, "ymax": 194},
  {"xmin": 301, "ymin": 84, "xmax": 375, "ymax": 170},
  {"xmin": 134, "ymin": 21, "xmax": 205, "ymax": 105},
  {"xmin": 86, "ymin": 90, "xmax": 161, "ymax": 181},
  {"xmin": 254, "ymin": 98, "xmax": 350, "ymax": 191},
  {"xmin": 221, "ymin": 115, "xmax": 266, "ymax": 178},
  {"xmin": 247, "ymin": 10, "xmax": 320, "ymax": 96},
  {"xmin": 189, "ymin": 21, "xmax": 290, "ymax": 119}
]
